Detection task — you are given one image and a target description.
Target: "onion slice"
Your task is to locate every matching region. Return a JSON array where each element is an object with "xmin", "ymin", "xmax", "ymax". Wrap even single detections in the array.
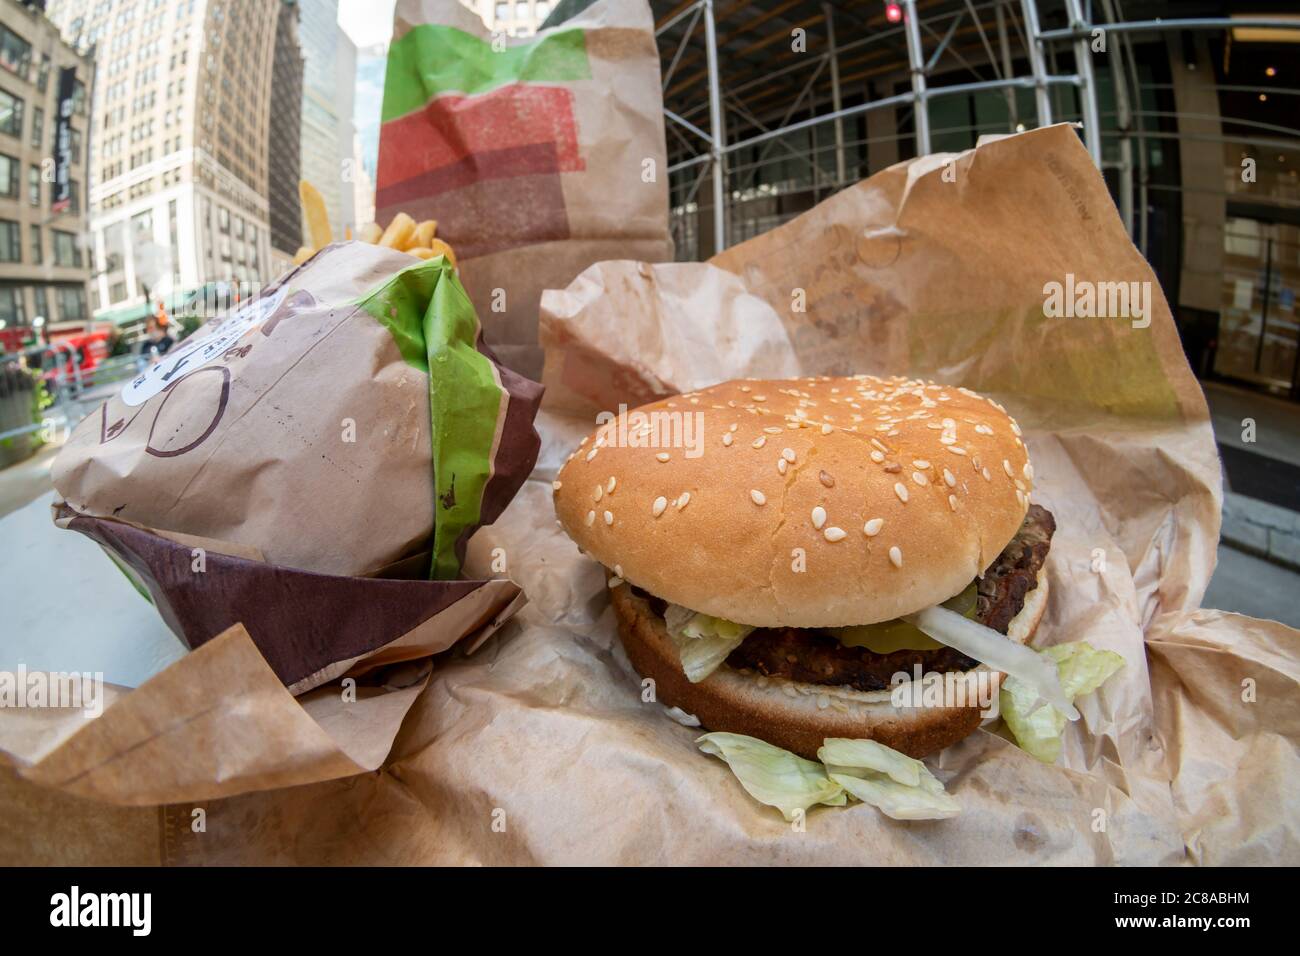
[{"xmin": 903, "ymin": 605, "xmax": 1079, "ymax": 720}]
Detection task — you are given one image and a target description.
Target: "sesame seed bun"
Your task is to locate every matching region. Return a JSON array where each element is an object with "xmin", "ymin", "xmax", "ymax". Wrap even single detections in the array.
[
  {"xmin": 553, "ymin": 376, "xmax": 1034, "ymax": 628},
  {"xmin": 611, "ymin": 569, "xmax": 1049, "ymax": 759}
]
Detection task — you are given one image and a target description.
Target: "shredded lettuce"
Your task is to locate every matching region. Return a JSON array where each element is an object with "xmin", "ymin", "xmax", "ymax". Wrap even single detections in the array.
[
  {"xmin": 1000, "ymin": 641, "xmax": 1125, "ymax": 763},
  {"xmin": 697, "ymin": 733, "xmax": 845, "ymax": 821},
  {"xmin": 697, "ymin": 732, "xmax": 961, "ymax": 822},
  {"xmin": 819, "ymin": 738, "xmax": 961, "ymax": 820},
  {"xmin": 664, "ymin": 605, "xmax": 755, "ymax": 682}
]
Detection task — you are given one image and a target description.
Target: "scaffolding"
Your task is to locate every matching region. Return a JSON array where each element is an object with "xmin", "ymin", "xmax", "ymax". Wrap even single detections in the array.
[{"xmin": 656, "ymin": 0, "xmax": 1300, "ymax": 260}]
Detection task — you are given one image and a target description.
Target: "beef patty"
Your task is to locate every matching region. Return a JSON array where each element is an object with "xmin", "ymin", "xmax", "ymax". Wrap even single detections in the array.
[{"xmin": 633, "ymin": 504, "xmax": 1055, "ymax": 693}]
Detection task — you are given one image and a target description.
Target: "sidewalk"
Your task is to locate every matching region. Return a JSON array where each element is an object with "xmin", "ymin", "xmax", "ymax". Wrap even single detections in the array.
[{"xmin": 1203, "ymin": 380, "xmax": 1300, "ymax": 569}]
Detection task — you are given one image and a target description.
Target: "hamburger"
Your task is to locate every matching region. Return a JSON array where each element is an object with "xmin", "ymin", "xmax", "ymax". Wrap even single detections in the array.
[{"xmin": 553, "ymin": 375, "xmax": 1075, "ymax": 760}]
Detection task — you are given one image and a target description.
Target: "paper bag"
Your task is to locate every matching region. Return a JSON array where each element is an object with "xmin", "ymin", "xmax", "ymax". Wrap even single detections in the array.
[{"xmin": 375, "ymin": 0, "xmax": 672, "ymax": 379}]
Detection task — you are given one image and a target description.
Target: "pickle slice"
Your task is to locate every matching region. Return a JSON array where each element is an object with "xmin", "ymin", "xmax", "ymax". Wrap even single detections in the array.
[{"xmin": 830, "ymin": 582, "xmax": 978, "ymax": 654}]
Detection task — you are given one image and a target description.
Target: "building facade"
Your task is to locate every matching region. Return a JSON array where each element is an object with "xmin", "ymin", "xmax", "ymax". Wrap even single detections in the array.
[
  {"xmin": 47, "ymin": 0, "xmax": 301, "ymax": 318},
  {"xmin": 0, "ymin": 0, "xmax": 94, "ymax": 338},
  {"xmin": 297, "ymin": 0, "xmax": 354, "ymax": 239},
  {"xmin": 267, "ymin": 0, "xmax": 301, "ymax": 264}
]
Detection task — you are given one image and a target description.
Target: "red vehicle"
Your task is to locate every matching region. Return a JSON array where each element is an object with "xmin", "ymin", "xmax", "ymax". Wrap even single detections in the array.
[{"xmin": 23, "ymin": 322, "xmax": 115, "ymax": 392}]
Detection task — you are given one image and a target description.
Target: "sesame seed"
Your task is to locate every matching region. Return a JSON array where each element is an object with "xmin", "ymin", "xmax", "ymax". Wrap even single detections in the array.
[
  {"xmin": 823, "ymin": 526, "xmax": 847, "ymax": 542},
  {"xmin": 1011, "ymin": 421, "xmax": 1022, "ymax": 436},
  {"xmin": 722, "ymin": 433, "xmax": 733, "ymax": 447},
  {"xmin": 753, "ymin": 395, "xmax": 767, "ymax": 402},
  {"xmin": 552, "ymin": 480, "xmax": 562, "ymax": 490},
  {"xmin": 946, "ymin": 446, "xmax": 967, "ymax": 455},
  {"xmin": 586, "ymin": 448, "xmax": 598, "ymax": 461},
  {"xmin": 677, "ymin": 492, "xmax": 691, "ymax": 510},
  {"xmin": 870, "ymin": 450, "xmax": 885, "ymax": 463},
  {"xmin": 594, "ymin": 485, "xmax": 603, "ymax": 501},
  {"xmin": 894, "ymin": 482, "xmax": 909, "ymax": 503},
  {"xmin": 870, "ymin": 438, "xmax": 888, "ymax": 452},
  {"xmin": 982, "ymin": 467, "xmax": 992, "ymax": 481},
  {"xmin": 1023, "ymin": 463, "xmax": 1034, "ymax": 480},
  {"xmin": 585, "ymin": 510, "xmax": 596, "ymax": 526},
  {"xmin": 816, "ymin": 694, "xmax": 830, "ymax": 710},
  {"xmin": 819, "ymin": 470, "xmax": 835, "ymax": 488},
  {"xmin": 821, "ymin": 423, "xmax": 833, "ymax": 434},
  {"xmin": 781, "ymin": 448, "xmax": 796, "ymax": 463},
  {"xmin": 656, "ymin": 452, "xmax": 670, "ymax": 462},
  {"xmin": 777, "ymin": 458, "xmax": 788, "ymax": 475},
  {"xmin": 811, "ymin": 506, "xmax": 827, "ymax": 529},
  {"xmin": 607, "ymin": 576, "xmax": 624, "ymax": 588},
  {"xmin": 1003, "ymin": 459, "xmax": 1014, "ymax": 477},
  {"xmin": 864, "ymin": 518, "xmax": 884, "ymax": 536},
  {"xmin": 939, "ymin": 435, "xmax": 956, "ymax": 445},
  {"xmin": 607, "ymin": 477, "xmax": 617, "ymax": 493},
  {"xmin": 975, "ymin": 424, "xmax": 993, "ymax": 435},
  {"xmin": 912, "ymin": 471, "xmax": 929, "ymax": 486},
  {"xmin": 913, "ymin": 459, "xmax": 930, "ymax": 469},
  {"xmin": 1015, "ymin": 479, "xmax": 1026, "ymax": 491},
  {"xmin": 948, "ymin": 494, "xmax": 958, "ymax": 511},
  {"xmin": 752, "ymin": 437, "xmax": 766, "ymax": 449},
  {"xmin": 889, "ymin": 546, "xmax": 903, "ymax": 568},
  {"xmin": 764, "ymin": 426, "xmax": 782, "ymax": 434},
  {"xmin": 750, "ymin": 489, "xmax": 766, "ymax": 506},
  {"xmin": 603, "ymin": 511, "xmax": 614, "ymax": 525},
  {"xmin": 652, "ymin": 496, "xmax": 667, "ymax": 517},
  {"xmin": 614, "ymin": 564, "xmax": 623, "ymax": 577},
  {"xmin": 942, "ymin": 468, "xmax": 955, "ymax": 487},
  {"xmin": 730, "ymin": 423, "xmax": 738, "ymax": 432}
]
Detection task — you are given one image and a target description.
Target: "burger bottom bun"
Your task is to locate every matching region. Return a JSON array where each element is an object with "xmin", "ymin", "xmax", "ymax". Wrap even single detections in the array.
[{"xmin": 611, "ymin": 570, "xmax": 1049, "ymax": 760}]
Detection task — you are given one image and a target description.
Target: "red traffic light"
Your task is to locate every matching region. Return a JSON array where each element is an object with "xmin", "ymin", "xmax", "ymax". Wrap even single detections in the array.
[{"xmin": 885, "ymin": 2, "xmax": 903, "ymax": 23}]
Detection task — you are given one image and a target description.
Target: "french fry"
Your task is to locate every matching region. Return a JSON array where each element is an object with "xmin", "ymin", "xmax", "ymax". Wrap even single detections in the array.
[
  {"xmin": 406, "ymin": 239, "xmax": 457, "ymax": 267},
  {"xmin": 427, "ymin": 238, "xmax": 457, "ymax": 268},
  {"xmin": 359, "ymin": 222, "xmax": 383, "ymax": 244},
  {"xmin": 412, "ymin": 219, "xmax": 437, "ymax": 248},
  {"xmin": 292, "ymin": 245, "xmax": 314, "ymax": 265},
  {"xmin": 378, "ymin": 213, "xmax": 416, "ymax": 250},
  {"xmin": 299, "ymin": 180, "xmax": 333, "ymax": 250}
]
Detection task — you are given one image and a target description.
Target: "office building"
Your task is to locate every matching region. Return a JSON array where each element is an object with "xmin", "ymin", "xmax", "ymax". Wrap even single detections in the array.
[
  {"xmin": 47, "ymin": 0, "xmax": 302, "ymax": 319},
  {"xmin": 0, "ymin": 0, "xmax": 94, "ymax": 339}
]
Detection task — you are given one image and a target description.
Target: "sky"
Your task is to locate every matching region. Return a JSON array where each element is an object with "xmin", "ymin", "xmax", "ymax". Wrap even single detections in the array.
[
  {"xmin": 338, "ymin": 0, "xmax": 398, "ymax": 178},
  {"xmin": 338, "ymin": 0, "xmax": 397, "ymax": 50}
]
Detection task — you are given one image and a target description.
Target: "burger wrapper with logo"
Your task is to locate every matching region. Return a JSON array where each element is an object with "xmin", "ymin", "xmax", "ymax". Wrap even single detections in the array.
[
  {"xmin": 4, "ymin": 126, "xmax": 1297, "ymax": 858},
  {"xmin": 0, "ymin": 241, "xmax": 541, "ymax": 805}
]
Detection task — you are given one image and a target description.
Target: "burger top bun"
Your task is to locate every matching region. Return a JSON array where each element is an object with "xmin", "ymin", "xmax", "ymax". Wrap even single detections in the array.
[{"xmin": 553, "ymin": 376, "xmax": 1034, "ymax": 628}]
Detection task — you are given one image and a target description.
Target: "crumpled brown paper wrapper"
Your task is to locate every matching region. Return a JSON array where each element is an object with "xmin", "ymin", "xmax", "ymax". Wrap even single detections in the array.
[{"xmin": 4, "ymin": 125, "xmax": 1296, "ymax": 864}]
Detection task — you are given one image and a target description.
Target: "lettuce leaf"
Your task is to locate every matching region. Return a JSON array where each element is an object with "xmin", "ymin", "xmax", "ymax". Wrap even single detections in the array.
[
  {"xmin": 664, "ymin": 605, "xmax": 755, "ymax": 682},
  {"xmin": 698, "ymin": 733, "xmax": 961, "ymax": 823},
  {"xmin": 1000, "ymin": 641, "xmax": 1125, "ymax": 763},
  {"xmin": 697, "ymin": 733, "xmax": 845, "ymax": 821},
  {"xmin": 819, "ymin": 737, "xmax": 960, "ymax": 820}
]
